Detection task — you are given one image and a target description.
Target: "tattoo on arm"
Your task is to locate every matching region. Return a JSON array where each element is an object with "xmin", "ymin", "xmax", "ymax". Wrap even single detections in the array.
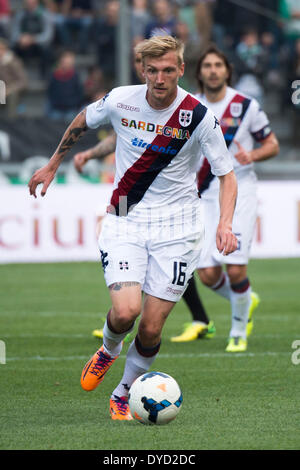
[
  {"xmin": 56, "ymin": 110, "xmax": 88, "ymax": 157},
  {"xmin": 58, "ymin": 127, "xmax": 87, "ymax": 155},
  {"xmin": 109, "ymin": 281, "xmax": 140, "ymax": 291},
  {"xmin": 93, "ymin": 133, "xmax": 117, "ymax": 159}
]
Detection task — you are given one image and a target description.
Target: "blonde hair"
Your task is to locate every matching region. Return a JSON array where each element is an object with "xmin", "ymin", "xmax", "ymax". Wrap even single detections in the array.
[{"xmin": 134, "ymin": 35, "xmax": 184, "ymax": 66}]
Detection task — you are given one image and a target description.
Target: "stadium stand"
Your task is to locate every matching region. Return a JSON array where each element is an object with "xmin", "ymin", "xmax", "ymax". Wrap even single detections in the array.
[{"xmin": 0, "ymin": 0, "xmax": 299, "ymax": 178}]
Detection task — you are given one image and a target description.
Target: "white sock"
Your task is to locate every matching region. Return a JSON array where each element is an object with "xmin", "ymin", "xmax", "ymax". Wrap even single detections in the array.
[
  {"xmin": 102, "ymin": 319, "xmax": 134, "ymax": 358},
  {"xmin": 229, "ymin": 286, "xmax": 251, "ymax": 340},
  {"xmin": 211, "ymin": 272, "xmax": 231, "ymax": 300},
  {"xmin": 112, "ymin": 337, "xmax": 160, "ymax": 398}
]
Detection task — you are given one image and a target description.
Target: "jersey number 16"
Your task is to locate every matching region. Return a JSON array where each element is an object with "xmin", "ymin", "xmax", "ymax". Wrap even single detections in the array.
[{"xmin": 172, "ymin": 261, "xmax": 187, "ymax": 286}]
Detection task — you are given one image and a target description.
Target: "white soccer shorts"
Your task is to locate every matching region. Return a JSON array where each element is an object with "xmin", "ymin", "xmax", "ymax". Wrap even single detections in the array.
[
  {"xmin": 198, "ymin": 187, "xmax": 257, "ymax": 268},
  {"xmin": 98, "ymin": 213, "xmax": 204, "ymax": 302}
]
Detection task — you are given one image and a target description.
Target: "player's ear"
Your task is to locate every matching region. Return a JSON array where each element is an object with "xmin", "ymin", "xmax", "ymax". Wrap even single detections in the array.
[{"xmin": 179, "ymin": 62, "xmax": 185, "ymax": 78}]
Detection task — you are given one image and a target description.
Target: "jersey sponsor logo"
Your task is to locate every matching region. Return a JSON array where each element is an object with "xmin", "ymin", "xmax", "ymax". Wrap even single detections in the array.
[
  {"xmin": 131, "ymin": 137, "xmax": 177, "ymax": 155},
  {"xmin": 220, "ymin": 117, "xmax": 242, "ymax": 127},
  {"xmin": 166, "ymin": 286, "xmax": 183, "ymax": 295},
  {"xmin": 121, "ymin": 118, "xmax": 190, "ymax": 140},
  {"xmin": 179, "ymin": 109, "xmax": 193, "ymax": 127},
  {"xmin": 117, "ymin": 102, "xmax": 140, "ymax": 112}
]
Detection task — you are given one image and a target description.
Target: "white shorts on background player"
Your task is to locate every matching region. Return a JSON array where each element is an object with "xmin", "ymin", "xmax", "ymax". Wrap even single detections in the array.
[{"xmin": 198, "ymin": 176, "xmax": 257, "ymax": 268}]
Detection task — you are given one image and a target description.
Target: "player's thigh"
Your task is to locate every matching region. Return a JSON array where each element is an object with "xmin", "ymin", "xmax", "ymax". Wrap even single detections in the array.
[
  {"xmin": 109, "ymin": 282, "xmax": 143, "ymax": 327},
  {"xmin": 143, "ymin": 229, "xmax": 204, "ymax": 303}
]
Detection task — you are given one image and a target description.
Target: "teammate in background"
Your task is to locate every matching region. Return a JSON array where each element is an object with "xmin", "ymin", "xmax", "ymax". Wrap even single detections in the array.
[
  {"xmin": 172, "ymin": 45, "xmax": 279, "ymax": 351},
  {"xmin": 74, "ymin": 50, "xmax": 214, "ymax": 342},
  {"xmin": 28, "ymin": 36, "xmax": 238, "ymax": 420}
]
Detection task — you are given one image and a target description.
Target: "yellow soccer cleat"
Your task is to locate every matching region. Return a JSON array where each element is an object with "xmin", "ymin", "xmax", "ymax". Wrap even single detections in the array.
[
  {"xmin": 202, "ymin": 321, "xmax": 216, "ymax": 339},
  {"xmin": 171, "ymin": 321, "xmax": 214, "ymax": 342},
  {"xmin": 110, "ymin": 396, "xmax": 133, "ymax": 421},
  {"xmin": 225, "ymin": 336, "xmax": 247, "ymax": 352},
  {"xmin": 92, "ymin": 328, "xmax": 103, "ymax": 339},
  {"xmin": 246, "ymin": 292, "xmax": 260, "ymax": 337}
]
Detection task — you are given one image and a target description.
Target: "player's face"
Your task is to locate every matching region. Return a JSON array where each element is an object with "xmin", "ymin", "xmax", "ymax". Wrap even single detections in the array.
[
  {"xmin": 143, "ymin": 51, "xmax": 184, "ymax": 109},
  {"xmin": 199, "ymin": 53, "xmax": 229, "ymax": 93}
]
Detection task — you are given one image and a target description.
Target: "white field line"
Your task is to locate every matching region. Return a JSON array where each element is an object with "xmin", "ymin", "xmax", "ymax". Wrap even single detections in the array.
[
  {"xmin": 5, "ymin": 351, "xmax": 291, "ymax": 362},
  {"xmin": 1, "ymin": 333, "xmax": 295, "ymax": 339},
  {"xmin": 0, "ymin": 311, "xmax": 295, "ymax": 322},
  {"xmin": 1, "ymin": 311, "xmax": 106, "ymax": 317}
]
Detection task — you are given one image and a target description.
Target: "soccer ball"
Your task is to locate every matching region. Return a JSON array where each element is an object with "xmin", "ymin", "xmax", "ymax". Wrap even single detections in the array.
[{"xmin": 128, "ymin": 371, "xmax": 183, "ymax": 425}]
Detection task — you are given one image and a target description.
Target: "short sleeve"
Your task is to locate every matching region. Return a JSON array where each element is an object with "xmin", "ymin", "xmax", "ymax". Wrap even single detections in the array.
[
  {"xmin": 198, "ymin": 109, "xmax": 233, "ymax": 176},
  {"xmin": 249, "ymin": 99, "xmax": 272, "ymax": 142},
  {"xmin": 85, "ymin": 91, "xmax": 113, "ymax": 129}
]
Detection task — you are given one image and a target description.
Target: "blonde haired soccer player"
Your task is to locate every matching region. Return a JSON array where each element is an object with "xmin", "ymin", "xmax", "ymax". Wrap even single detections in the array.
[{"xmin": 28, "ymin": 36, "xmax": 237, "ymax": 420}]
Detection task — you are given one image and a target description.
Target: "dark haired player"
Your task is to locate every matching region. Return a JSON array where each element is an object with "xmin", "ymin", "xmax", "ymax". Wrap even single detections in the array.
[{"xmin": 172, "ymin": 46, "xmax": 279, "ymax": 351}]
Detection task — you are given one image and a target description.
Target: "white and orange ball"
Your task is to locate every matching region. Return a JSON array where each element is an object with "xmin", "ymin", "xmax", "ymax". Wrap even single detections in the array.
[{"xmin": 128, "ymin": 372, "xmax": 183, "ymax": 425}]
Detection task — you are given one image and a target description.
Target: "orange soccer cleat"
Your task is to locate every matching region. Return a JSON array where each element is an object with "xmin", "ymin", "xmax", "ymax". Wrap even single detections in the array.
[
  {"xmin": 110, "ymin": 396, "xmax": 133, "ymax": 421},
  {"xmin": 80, "ymin": 345, "xmax": 118, "ymax": 391}
]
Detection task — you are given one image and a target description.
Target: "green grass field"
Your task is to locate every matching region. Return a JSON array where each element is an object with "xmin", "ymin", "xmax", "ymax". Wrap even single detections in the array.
[{"xmin": 0, "ymin": 259, "xmax": 299, "ymax": 450}]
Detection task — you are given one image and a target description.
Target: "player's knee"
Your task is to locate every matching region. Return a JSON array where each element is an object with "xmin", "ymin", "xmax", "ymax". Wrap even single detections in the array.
[
  {"xmin": 226, "ymin": 265, "xmax": 247, "ymax": 285},
  {"xmin": 198, "ymin": 267, "xmax": 220, "ymax": 287},
  {"xmin": 138, "ymin": 321, "xmax": 161, "ymax": 345},
  {"xmin": 113, "ymin": 304, "xmax": 140, "ymax": 328}
]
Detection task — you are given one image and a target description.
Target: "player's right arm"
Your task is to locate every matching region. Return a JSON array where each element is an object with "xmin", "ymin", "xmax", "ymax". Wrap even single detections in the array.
[
  {"xmin": 73, "ymin": 132, "xmax": 117, "ymax": 173},
  {"xmin": 28, "ymin": 108, "xmax": 88, "ymax": 198},
  {"xmin": 29, "ymin": 90, "xmax": 114, "ymax": 198}
]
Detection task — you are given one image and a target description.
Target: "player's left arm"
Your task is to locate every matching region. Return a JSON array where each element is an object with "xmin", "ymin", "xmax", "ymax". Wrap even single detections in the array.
[
  {"xmin": 234, "ymin": 132, "xmax": 279, "ymax": 165},
  {"xmin": 199, "ymin": 109, "xmax": 238, "ymax": 256},
  {"xmin": 234, "ymin": 99, "xmax": 280, "ymax": 165},
  {"xmin": 217, "ymin": 170, "xmax": 238, "ymax": 256}
]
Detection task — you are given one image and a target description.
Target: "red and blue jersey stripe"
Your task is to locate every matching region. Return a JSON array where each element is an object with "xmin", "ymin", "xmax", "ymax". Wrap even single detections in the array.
[
  {"xmin": 108, "ymin": 95, "xmax": 207, "ymax": 216},
  {"xmin": 197, "ymin": 93, "xmax": 251, "ymax": 195}
]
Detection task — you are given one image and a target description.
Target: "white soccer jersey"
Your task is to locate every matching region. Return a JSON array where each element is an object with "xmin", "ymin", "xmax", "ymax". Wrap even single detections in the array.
[
  {"xmin": 86, "ymin": 84, "xmax": 233, "ymax": 222},
  {"xmin": 195, "ymin": 86, "xmax": 271, "ymax": 196}
]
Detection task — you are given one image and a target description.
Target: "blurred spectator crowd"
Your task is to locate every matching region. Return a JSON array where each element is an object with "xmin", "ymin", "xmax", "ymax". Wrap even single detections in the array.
[{"xmin": 0, "ymin": 0, "xmax": 299, "ymax": 148}]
